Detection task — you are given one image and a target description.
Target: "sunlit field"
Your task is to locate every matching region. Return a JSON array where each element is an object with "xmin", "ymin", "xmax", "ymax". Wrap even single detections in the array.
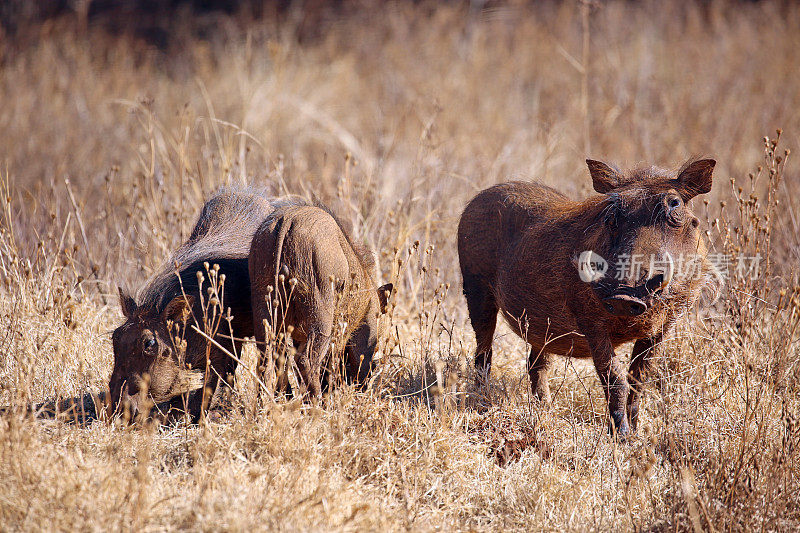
[{"xmin": 1, "ymin": 1, "xmax": 799, "ymax": 530}]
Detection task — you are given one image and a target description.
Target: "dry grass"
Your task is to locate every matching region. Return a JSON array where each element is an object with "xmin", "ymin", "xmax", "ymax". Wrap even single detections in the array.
[{"xmin": 1, "ymin": 1, "xmax": 800, "ymax": 530}]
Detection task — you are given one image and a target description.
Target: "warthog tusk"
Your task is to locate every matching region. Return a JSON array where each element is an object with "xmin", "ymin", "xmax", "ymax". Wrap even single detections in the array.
[
  {"xmin": 158, "ymin": 369, "xmax": 205, "ymax": 400},
  {"xmin": 660, "ymin": 251, "xmax": 674, "ymax": 289},
  {"xmin": 175, "ymin": 370, "xmax": 206, "ymax": 395},
  {"xmin": 578, "ymin": 250, "xmax": 594, "ymax": 277}
]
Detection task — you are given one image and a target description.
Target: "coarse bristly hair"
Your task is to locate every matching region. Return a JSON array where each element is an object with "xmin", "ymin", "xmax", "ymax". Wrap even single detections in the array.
[{"xmin": 135, "ymin": 188, "xmax": 303, "ymax": 314}]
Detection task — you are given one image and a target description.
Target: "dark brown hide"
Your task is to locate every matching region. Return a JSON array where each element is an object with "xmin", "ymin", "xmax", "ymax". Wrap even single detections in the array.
[
  {"xmin": 110, "ymin": 188, "xmax": 289, "ymax": 420},
  {"xmin": 458, "ymin": 159, "xmax": 716, "ymax": 437}
]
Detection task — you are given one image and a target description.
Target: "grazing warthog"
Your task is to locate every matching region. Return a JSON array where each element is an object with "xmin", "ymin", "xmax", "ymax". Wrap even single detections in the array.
[
  {"xmin": 110, "ymin": 189, "xmax": 287, "ymax": 420},
  {"xmin": 249, "ymin": 202, "xmax": 392, "ymax": 401},
  {"xmin": 458, "ymin": 159, "xmax": 717, "ymax": 437}
]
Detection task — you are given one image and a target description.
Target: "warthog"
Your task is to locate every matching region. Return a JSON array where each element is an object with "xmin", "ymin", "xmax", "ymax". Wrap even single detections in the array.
[
  {"xmin": 110, "ymin": 188, "xmax": 287, "ymax": 420},
  {"xmin": 249, "ymin": 202, "xmax": 392, "ymax": 400},
  {"xmin": 458, "ymin": 159, "xmax": 717, "ymax": 437}
]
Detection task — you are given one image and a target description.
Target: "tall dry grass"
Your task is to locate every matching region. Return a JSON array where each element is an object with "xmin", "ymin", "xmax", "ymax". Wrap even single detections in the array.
[{"xmin": 1, "ymin": 1, "xmax": 799, "ymax": 530}]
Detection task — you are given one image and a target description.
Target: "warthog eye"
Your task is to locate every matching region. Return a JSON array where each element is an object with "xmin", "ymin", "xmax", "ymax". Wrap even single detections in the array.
[
  {"xmin": 664, "ymin": 194, "xmax": 684, "ymax": 226},
  {"xmin": 143, "ymin": 337, "xmax": 156, "ymax": 351},
  {"xmin": 603, "ymin": 194, "xmax": 622, "ymax": 229},
  {"xmin": 603, "ymin": 206, "xmax": 619, "ymax": 228}
]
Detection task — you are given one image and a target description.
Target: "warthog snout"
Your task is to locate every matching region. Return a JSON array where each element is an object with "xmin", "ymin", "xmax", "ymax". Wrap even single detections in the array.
[
  {"xmin": 602, "ymin": 294, "xmax": 647, "ymax": 316},
  {"xmin": 119, "ymin": 387, "xmax": 141, "ymax": 415},
  {"xmin": 603, "ymin": 268, "xmax": 672, "ymax": 317}
]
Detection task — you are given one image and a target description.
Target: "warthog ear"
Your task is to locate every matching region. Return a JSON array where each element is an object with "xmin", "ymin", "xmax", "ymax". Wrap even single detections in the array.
[
  {"xmin": 118, "ymin": 287, "xmax": 136, "ymax": 319},
  {"xmin": 586, "ymin": 159, "xmax": 622, "ymax": 194},
  {"xmin": 163, "ymin": 295, "xmax": 195, "ymax": 324},
  {"xmin": 677, "ymin": 159, "xmax": 715, "ymax": 200},
  {"xmin": 377, "ymin": 283, "xmax": 393, "ymax": 314}
]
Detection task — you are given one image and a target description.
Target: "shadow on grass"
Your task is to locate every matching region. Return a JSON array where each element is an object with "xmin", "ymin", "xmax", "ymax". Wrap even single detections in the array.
[
  {"xmin": 0, "ymin": 391, "xmax": 203, "ymax": 427},
  {"xmin": 0, "ymin": 391, "xmax": 107, "ymax": 426}
]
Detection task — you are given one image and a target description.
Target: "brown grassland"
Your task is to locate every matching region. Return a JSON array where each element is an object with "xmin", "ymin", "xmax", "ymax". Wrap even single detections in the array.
[{"xmin": 1, "ymin": 1, "xmax": 800, "ymax": 530}]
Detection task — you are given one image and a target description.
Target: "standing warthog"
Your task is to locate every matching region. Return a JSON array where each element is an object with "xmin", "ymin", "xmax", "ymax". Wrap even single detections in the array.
[
  {"xmin": 110, "ymin": 188, "xmax": 287, "ymax": 420},
  {"xmin": 249, "ymin": 202, "xmax": 392, "ymax": 401},
  {"xmin": 458, "ymin": 159, "xmax": 718, "ymax": 437}
]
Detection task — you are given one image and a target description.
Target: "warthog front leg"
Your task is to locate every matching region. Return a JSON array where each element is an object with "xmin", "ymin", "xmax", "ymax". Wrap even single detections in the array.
[
  {"xmin": 584, "ymin": 330, "xmax": 630, "ymax": 438},
  {"xmin": 627, "ymin": 335, "xmax": 660, "ymax": 431},
  {"xmin": 527, "ymin": 348, "xmax": 552, "ymax": 404},
  {"xmin": 345, "ymin": 322, "xmax": 377, "ymax": 389}
]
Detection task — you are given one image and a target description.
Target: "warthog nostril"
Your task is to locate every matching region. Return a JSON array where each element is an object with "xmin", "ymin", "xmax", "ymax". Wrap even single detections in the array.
[
  {"xmin": 645, "ymin": 273, "xmax": 665, "ymax": 293},
  {"xmin": 628, "ymin": 301, "xmax": 646, "ymax": 316}
]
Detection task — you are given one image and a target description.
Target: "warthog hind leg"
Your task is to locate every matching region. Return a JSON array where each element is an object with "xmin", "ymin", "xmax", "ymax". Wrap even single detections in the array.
[
  {"xmin": 296, "ymin": 330, "xmax": 330, "ymax": 402},
  {"xmin": 463, "ymin": 274, "xmax": 498, "ymax": 384}
]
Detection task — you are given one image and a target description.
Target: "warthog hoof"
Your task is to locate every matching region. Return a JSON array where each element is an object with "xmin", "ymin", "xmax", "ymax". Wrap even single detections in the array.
[{"xmin": 608, "ymin": 411, "xmax": 630, "ymax": 441}]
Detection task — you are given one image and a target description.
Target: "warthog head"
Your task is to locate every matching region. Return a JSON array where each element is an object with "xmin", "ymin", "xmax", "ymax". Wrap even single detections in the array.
[
  {"xmin": 578, "ymin": 158, "xmax": 715, "ymax": 317},
  {"xmin": 109, "ymin": 288, "xmax": 203, "ymax": 418}
]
